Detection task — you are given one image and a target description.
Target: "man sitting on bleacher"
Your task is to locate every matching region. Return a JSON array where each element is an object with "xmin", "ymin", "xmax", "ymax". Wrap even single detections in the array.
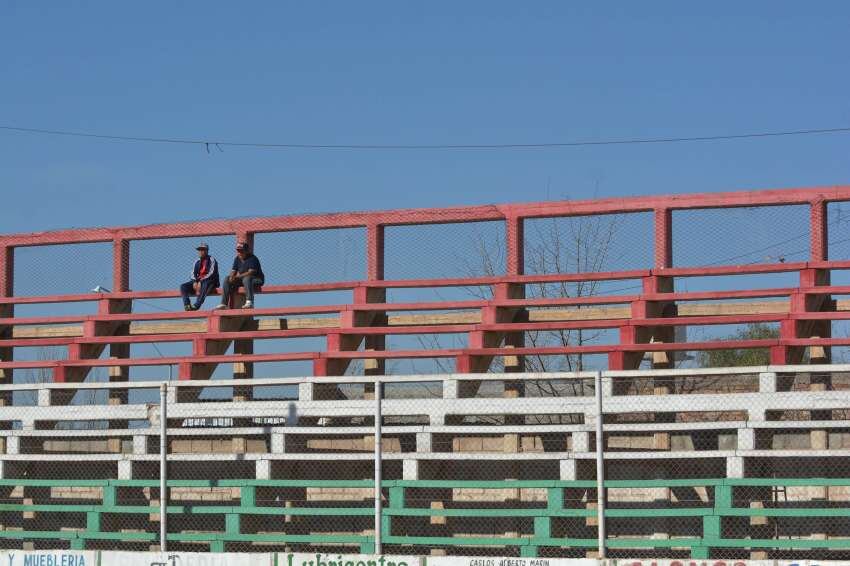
[
  {"xmin": 215, "ymin": 241, "xmax": 265, "ymax": 310},
  {"xmin": 179, "ymin": 242, "xmax": 220, "ymax": 311}
]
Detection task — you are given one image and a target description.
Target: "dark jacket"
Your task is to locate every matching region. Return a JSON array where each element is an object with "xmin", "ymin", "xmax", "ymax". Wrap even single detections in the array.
[
  {"xmin": 231, "ymin": 254, "xmax": 264, "ymax": 283},
  {"xmin": 191, "ymin": 256, "xmax": 220, "ymax": 287}
]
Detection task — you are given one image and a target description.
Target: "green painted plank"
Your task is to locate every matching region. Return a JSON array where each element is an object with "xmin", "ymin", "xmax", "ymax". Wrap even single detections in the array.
[
  {"xmin": 519, "ymin": 546, "xmax": 538, "ymax": 558},
  {"xmin": 241, "ymin": 485, "xmax": 256, "ymax": 508},
  {"xmin": 715, "ymin": 485, "xmax": 733, "ymax": 510},
  {"xmin": 382, "ymin": 535, "xmax": 526, "ymax": 547},
  {"xmin": 225, "ymin": 513, "xmax": 240, "ymax": 535},
  {"xmin": 725, "ymin": 478, "xmax": 850, "ymax": 487},
  {"xmin": 101, "ymin": 505, "xmax": 186, "ymax": 514},
  {"xmin": 102, "ymin": 485, "xmax": 117, "ymax": 508},
  {"xmin": 191, "ymin": 506, "xmax": 374, "ymax": 516},
  {"xmin": 388, "ymin": 486, "xmax": 405, "ymax": 510},
  {"xmin": 546, "ymin": 487, "xmax": 563, "ymax": 512},
  {"xmin": 86, "ymin": 511, "xmax": 100, "ymax": 532},
  {"xmin": 703, "ymin": 516, "xmax": 721, "ymax": 540}
]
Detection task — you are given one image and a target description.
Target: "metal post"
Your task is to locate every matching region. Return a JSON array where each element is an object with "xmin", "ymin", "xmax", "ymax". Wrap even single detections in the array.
[
  {"xmin": 374, "ymin": 378, "xmax": 382, "ymax": 554},
  {"xmin": 159, "ymin": 382, "xmax": 168, "ymax": 552},
  {"xmin": 594, "ymin": 371, "xmax": 606, "ymax": 558}
]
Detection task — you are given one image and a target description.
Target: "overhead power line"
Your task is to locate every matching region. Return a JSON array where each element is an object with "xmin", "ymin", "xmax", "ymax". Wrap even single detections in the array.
[{"xmin": 1, "ymin": 124, "xmax": 850, "ymax": 151}]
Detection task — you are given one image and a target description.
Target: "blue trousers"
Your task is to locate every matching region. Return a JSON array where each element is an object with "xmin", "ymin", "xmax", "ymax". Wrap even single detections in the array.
[
  {"xmin": 180, "ymin": 278, "xmax": 217, "ymax": 308},
  {"xmin": 221, "ymin": 275, "xmax": 263, "ymax": 305}
]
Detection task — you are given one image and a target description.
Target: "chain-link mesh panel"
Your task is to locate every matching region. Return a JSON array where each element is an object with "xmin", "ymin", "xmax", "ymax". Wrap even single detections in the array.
[
  {"xmin": 673, "ymin": 204, "xmax": 810, "ymax": 267},
  {"xmin": 828, "ymin": 201, "xmax": 850, "ymax": 261},
  {"xmin": 525, "ymin": 212, "xmax": 654, "ymax": 275},
  {"xmin": 385, "ymin": 221, "xmax": 505, "ymax": 281},
  {"xmin": 13, "ymin": 242, "xmax": 113, "ymax": 297},
  {"xmin": 255, "ymin": 228, "xmax": 366, "ymax": 285}
]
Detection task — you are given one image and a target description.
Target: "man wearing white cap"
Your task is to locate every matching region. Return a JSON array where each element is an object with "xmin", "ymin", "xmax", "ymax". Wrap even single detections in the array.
[{"xmin": 180, "ymin": 242, "xmax": 220, "ymax": 311}]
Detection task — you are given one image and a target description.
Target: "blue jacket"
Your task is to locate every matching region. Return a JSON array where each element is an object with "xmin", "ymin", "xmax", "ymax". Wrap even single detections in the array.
[{"xmin": 191, "ymin": 256, "xmax": 220, "ymax": 287}]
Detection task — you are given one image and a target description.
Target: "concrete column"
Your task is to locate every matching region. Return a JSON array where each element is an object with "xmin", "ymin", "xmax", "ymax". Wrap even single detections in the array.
[
  {"xmin": 271, "ymin": 433, "xmax": 285, "ymax": 454},
  {"xmin": 430, "ymin": 413, "xmax": 446, "ymax": 426},
  {"xmin": 6, "ymin": 437, "xmax": 19, "ymax": 455},
  {"xmin": 748, "ymin": 407, "xmax": 767, "ymax": 422},
  {"xmin": 759, "ymin": 372, "xmax": 777, "ymax": 393},
  {"xmin": 559, "ymin": 459, "xmax": 577, "ymax": 480},
  {"xmin": 133, "ymin": 435, "xmax": 148, "ymax": 455},
  {"xmin": 298, "ymin": 382, "xmax": 313, "ymax": 401},
  {"xmin": 37, "ymin": 389, "xmax": 51, "ymax": 407},
  {"xmin": 726, "ymin": 456, "xmax": 744, "ymax": 478},
  {"xmin": 0, "ymin": 460, "xmax": 4, "ymax": 479},
  {"xmin": 118, "ymin": 459, "xmax": 132, "ymax": 479},
  {"xmin": 402, "ymin": 459, "xmax": 419, "ymax": 480},
  {"xmin": 601, "ymin": 376, "xmax": 614, "ymax": 398},
  {"xmin": 738, "ymin": 428, "xmax": 755, "ymax": 451},
  {"xmin": 415, "ymin": 432, "xmax": 431, "ymax": 453},
  {"xmin": 572, "ymin": 431, "xmax": 590, "ymax": 453},
  {"xmin": 255, "ymin": 459, "xmax": 271, "ymax": 480},
  {"xmin": 167, "ymin": 386, "xmax": 178, "ymax": 405},
  {"xmin": 443, "ymin": 379, "xmax": 459, "ymax": 399}
]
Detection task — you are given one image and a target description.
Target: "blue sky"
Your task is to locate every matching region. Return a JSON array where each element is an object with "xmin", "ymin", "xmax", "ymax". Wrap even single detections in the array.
[{"xmin": 2, "ymin": 2, "xmax": 849, "ymax": 233}]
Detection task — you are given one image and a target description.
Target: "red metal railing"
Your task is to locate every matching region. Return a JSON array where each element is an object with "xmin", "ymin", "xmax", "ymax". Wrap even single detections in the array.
[{"xmin": 0, "ymin": 185, "xmax": 848, "ymax": 382}]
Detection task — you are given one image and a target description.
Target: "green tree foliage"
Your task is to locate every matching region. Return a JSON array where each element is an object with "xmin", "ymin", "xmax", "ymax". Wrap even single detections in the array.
[{"xmin": 697, "ymin": 323, "xmax": 780, "ymax": 368}]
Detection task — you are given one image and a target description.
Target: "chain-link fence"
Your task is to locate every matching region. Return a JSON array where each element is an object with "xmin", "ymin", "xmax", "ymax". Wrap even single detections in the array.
[{"xmin": 0, "ymin": 367, "xmax": 849, "ymax": 559}]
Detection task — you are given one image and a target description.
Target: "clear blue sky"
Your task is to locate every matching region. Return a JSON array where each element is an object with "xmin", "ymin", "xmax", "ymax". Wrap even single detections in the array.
[{"xmin": 2, "ymin": 2, "xmax": 849, "ymax": 234}]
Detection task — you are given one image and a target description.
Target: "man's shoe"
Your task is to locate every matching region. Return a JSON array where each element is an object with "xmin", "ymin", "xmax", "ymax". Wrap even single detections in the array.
[
  {"xmin": 213, "ymin": 304, "xmax": 227, "ymax": 310},
  {"xmin": 242, "ymin": 300, "xmax": 253, "ymax": 309},
  {"xmin": 190, "ymin": 304, "xmax": 200, "ymax": 311},
  {"xmin": 184, "ymin": 304, "xmax": 193, "ymax": 311}
]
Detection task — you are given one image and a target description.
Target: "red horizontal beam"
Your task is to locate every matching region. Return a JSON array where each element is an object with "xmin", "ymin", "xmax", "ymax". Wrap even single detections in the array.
[
  {"xmin": 630, "ymin": 313, "xmax": 786, "ymax": 327},
  {"xmin": 495, "ymin": 295, "xmax": 639, "ymax": 308},
  {"xmin": 0, "ymin": 337, "xmax": 807, "ymax": 373},
  {"xmin": 5, "ymin": 186, "xmax": 850, "ymax": 248},
  {"xmin": 4, "ymin": 260, "xmax": 850, "ymax": 309},
  {"xmin": 655, "ymin": 262, "xmax": 806, "ymax": 278}
]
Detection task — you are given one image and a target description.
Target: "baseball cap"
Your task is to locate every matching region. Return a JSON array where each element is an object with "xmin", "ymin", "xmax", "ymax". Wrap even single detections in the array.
[{"xmin": 195, "ymin": 242, "xmax": 209, "ymax": 250}]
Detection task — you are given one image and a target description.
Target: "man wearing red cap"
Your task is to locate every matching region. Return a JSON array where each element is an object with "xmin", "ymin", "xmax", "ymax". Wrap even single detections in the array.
[{"xmin": 215, "ymin": 241, "xmax": 265, "ymax": 310}]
